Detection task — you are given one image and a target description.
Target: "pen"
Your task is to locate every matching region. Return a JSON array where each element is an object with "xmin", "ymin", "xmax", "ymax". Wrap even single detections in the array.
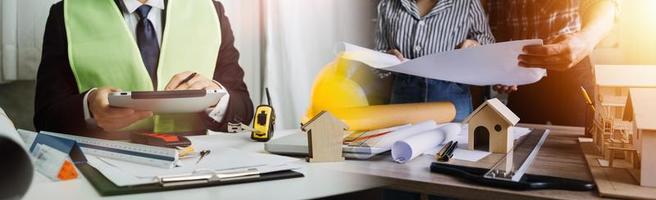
[
  {"xmin": 436, "ymin": 141, "xmax": 453, "ymax": 162},
  {"xmin": 437, "ymin": 141, "xmax": 458, "ymax": 162},
  {"xmin": 196, "ymin": 150, "xmax": 211, "ymax": 164},
  {"xmin": 176, "ymin": 72, "xmax": 197, "ymax": 88},
  {"xmin": 445, "ymin": 141, "xmax": 458, "ymax": 160}
]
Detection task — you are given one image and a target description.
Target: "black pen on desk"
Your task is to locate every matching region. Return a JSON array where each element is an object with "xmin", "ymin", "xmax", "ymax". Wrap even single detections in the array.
[
  {"xmin": 176, "ymin": 72, "xmax": 197, "ymax": 88},
  {"xmin": 436, "ymin": 141, "xmax": 453, "ymax": 162},
  {"xmin": 445, "ymin": 141, "xmax": 458, "ymax": 160},
  {"xmin": 437, "ymin": 141, "xmax": 457, "ymax": 162}
]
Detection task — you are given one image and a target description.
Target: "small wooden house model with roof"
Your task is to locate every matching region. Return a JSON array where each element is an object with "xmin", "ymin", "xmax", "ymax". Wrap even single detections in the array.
[
  {"xmin": 301, "ymin": 111, "xmax": 348, "ymax": 162},
  {"xmin": 464, "ymin": 98, "xmax": 520, "ymax": 153}
]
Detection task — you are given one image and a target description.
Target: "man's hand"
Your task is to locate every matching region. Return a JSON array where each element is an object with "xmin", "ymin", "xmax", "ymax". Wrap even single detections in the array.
[
  {"xmin": 492, "ymin": 84, "xmax": 518, "ymax": 94},
  {"xmin": 88, "ymin": 87, "xmax": 153, "ymax": 131},
  {"xmin": 518, "ymin": 33, "xmax": 593, "ymax": 71},
  {"xmin": 385, "ymin": 49, "xmax": 405, "ymax": 61},
  {"xmin": 164, "ymin": 71, "xmax": 221, "ymax": 90},
  {"xmin": 457, "ymin": 39, "xmax": 480, "ymax": 49}
]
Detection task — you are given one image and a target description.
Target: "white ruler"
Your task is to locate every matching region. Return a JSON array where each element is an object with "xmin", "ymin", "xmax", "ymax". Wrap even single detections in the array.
[{"xmin": 41, "ymin": 131, "xmax": 179, "ymax": 169}]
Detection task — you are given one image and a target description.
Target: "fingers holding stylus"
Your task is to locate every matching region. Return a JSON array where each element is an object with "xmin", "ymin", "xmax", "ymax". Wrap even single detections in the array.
[{"xmin": 164, "ymin": 71, "xmax": 220, "ymax": 90}]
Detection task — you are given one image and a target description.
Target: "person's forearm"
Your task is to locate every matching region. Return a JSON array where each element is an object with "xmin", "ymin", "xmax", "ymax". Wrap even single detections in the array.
[{"xmin": 579, "ymin": 1, "xmax": 617, "ymax": 48}]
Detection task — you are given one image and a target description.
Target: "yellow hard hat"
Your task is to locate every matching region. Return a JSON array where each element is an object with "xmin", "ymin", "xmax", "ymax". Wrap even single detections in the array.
[
  {"xmin": 303, "ymin": 54, "xmax": 392, "ymax": 123},
  {"xmin": 303, "ymin": 54, "xmax": 456, "ymax": 131}
]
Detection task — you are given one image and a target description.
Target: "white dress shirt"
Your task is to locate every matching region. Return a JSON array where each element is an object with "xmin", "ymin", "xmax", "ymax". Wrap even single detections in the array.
[{"xmin": 83, "ymin": 0, "xmax": 230, "ymax": 127}]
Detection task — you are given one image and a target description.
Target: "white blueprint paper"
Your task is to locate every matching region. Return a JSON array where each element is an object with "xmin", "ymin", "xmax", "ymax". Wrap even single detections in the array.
[
  {"xmin": 371, "ymin": 120, "xmax": 438, "ymax": 150},
  {"xmin": 342, "ymin": 40, "xmax": 546, "ymax": 86},
  {"xmin": 391, "ymin": 123, "xmax": 461, "ymax": 163}
]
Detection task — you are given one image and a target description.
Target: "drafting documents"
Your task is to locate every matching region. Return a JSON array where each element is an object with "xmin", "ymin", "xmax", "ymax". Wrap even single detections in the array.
[
  {"xmin": 40, "ymin": 131, "xmax": 179, "ymax": 169},
  {"xmin": 342, "ymin": 40, "xmax": 546, "ymax": 86},
  {"xmin": 423, "ymin": 126, "xmax": 533, "ymax": 162},
  {"xmin": 391, "ymin": 123, "xmax": 461, "ymax": 163},
  {"xmin": 0, "ymin": 108, "xmax": 34, "ymax": 199},
  {"xmin": 88, "ymin": 146, "xmax": 301, "ymax": 187},
  {"xmin": 372, "ymin": 120, "xmax": 438, "ymax": 150}
]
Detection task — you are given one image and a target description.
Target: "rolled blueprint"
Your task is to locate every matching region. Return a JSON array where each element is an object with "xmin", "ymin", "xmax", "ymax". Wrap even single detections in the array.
[
  {"xmin": 0, "ymin": 107, "xmax": 33, "ymax": 199},
  {"xmin": 372, "ymin": 120, "xmax": 438, "ymax": 150},
  {"xmin": 391, "ymin": 123, "xmax": 461, "ymax": 163},
  {"xmin": 331, "ymin": 102, "xmax": 455, "ymax": 131}
]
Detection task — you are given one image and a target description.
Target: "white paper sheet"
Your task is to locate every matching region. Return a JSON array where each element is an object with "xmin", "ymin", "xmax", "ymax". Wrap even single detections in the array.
[
  {"xmin": 342, "ymin": 40, "xmax": 546, "ymax": 86},
  {"xmin": 391, "ymin": 123, "xmax": 461, "ymax": 163},
  {"xmin": 422, "ymin": 126, "xmax": 534, "ymax": 162}
]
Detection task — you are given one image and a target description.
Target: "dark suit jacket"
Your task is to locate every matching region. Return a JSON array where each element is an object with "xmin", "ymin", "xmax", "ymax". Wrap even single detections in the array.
[{"xmin": 34, "ymin": 1, "xmax": 254, "ymax": 137}]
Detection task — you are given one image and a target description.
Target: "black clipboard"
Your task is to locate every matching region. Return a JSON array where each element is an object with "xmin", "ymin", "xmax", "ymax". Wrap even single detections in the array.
[{"xmin": 76, "ymin": 163, "xmax": 304, "ymax": 196}]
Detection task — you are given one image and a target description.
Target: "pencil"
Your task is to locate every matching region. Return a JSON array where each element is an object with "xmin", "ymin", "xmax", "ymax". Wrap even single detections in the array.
[{"xmin": 579, "ymin": 86, "xmax": 596, "ymax": 112}]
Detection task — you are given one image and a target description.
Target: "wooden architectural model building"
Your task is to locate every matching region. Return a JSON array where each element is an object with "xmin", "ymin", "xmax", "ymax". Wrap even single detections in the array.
[
  {"xmin": 574, "ymin": 66, "xmax": 656, "ymax": 198},
  {"xmin": 301, "ymin": 111, "xmax": 348, "ymax": 162},
  {"xmin": 623, "ymin": 88, "xmax": 656, "ymax": 187},
  {"xmin": 464, "ymin": 98, "xmax": 520, "ymax": 154},
  {"xmin": 592, "ymin": 65, "xmax": 656, "ymax": 155}
]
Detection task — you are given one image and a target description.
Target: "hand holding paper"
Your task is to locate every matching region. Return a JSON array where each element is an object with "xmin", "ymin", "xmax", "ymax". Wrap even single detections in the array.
[{"xmin": 342, "ymin": 40, "xmax": 547, "ymax": 86}]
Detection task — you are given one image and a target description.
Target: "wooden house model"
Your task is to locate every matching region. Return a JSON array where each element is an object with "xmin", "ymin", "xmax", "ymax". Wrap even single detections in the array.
[
  {"xmin": 464, "ymin": 98, "xmax": 519, "ymax": 153},
  {"xmin": 301, "ymin": 111, "xmax": 348, "ymax": 162}
]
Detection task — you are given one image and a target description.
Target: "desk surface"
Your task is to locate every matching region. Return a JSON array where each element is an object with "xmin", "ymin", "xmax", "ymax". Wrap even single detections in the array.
[
  {"xmin": 21, "ymin": 132, "xmax": 388, "ymax": 200},
  {"xmin": 316, "ymin": 124, "xmax": 605, "ymax": 200},
  {"xmin": 23, "ymin": 124, "xmax": 603, "ymax": 200}
]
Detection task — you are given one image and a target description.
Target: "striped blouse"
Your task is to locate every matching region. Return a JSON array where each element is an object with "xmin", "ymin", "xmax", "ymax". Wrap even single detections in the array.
[{"xmin": 375, "ymin": 0, "xmax": 495, "ymax": 59}]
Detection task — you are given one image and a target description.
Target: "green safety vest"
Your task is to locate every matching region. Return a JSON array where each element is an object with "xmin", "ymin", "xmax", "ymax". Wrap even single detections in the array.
[{"xmin": 64, "ymin": 0, "xmax": 221, "ymax": 133}]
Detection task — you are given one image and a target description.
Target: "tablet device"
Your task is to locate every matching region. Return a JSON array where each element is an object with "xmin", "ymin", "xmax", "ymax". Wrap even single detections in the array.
[{"xmin": 108, "ymin": 89, "xmax": 226, "ymax": 113}]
